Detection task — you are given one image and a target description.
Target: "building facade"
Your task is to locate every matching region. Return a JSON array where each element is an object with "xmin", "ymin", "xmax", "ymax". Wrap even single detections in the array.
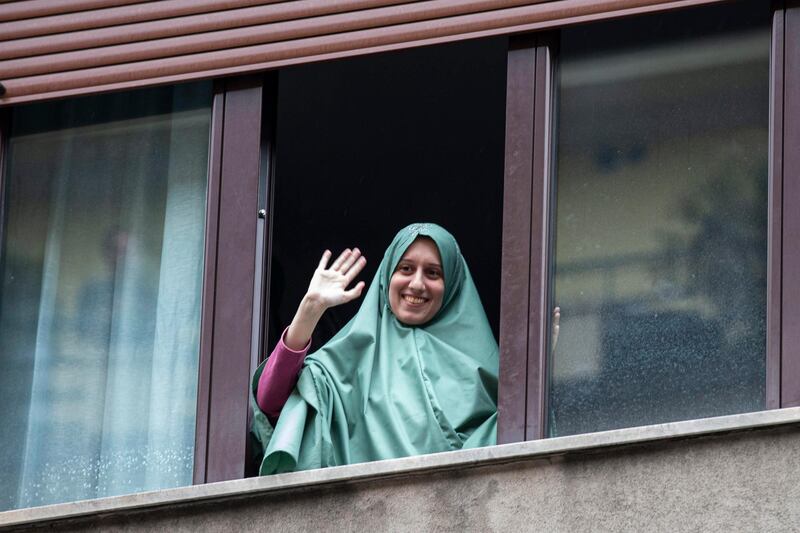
[{"xmin": 0, "ymin": 0, "xmax": 799, "ymax": 528}]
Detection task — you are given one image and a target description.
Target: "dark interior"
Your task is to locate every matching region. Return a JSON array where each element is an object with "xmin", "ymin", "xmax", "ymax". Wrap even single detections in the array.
[{"xmin": 269, "ymin": 36, "xmax": 508, "ymax": 349}]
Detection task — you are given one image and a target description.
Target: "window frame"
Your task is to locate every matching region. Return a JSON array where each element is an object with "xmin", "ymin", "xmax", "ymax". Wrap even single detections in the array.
[
  {"xmin": 498, "ymin": 0, "xmax": 797, "ymax": 443},
  {"xmin": 194, "ymin": 74, "xmax": 275, "ymax": 483},
  {"xmin": 194, "ymin": 72, "xmax": 278, "ymax": 483},
  {"xmin": 0, "ymin": 108, "xmax": 8, "ymax": 286},
  {"xmin": 781, "ymin": 0, "xmax": 800, "ymax": 408},
  {"xmin": 499, "ymin": 33, "xmax": 556, "ymax": 442},
  {"xmin": 769, "ymin": 1, "xmax": 786, "ymax": 411}
]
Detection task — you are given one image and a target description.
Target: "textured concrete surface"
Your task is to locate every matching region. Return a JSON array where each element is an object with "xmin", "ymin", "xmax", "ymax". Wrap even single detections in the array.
[{"xmin": 4, "ymin": 409, "xmax": 800, "ymax": 532}]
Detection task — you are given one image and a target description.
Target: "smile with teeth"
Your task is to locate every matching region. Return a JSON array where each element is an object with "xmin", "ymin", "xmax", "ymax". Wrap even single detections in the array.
[{"xmin": 403, "ymin": 295, "xmax": 428, "ymax": 305}]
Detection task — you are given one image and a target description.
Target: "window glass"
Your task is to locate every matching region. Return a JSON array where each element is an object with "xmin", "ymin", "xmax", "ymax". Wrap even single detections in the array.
[
  {"xmin": 0, "ymin": 82, "xmax": 211, "ymax": 510},
  {"xmin": 548, "ymin": 2, "xmax": 770, "ymax": 436}
]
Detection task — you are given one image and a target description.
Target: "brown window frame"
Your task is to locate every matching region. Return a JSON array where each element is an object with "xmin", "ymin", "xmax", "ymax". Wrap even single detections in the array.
[
  {"xmin": 781, "ymin": 0, "xmax": 800, "ymax": 408},
  {"xmin": 194, "ymin": 74, "xmax": 278, "ymax": 483},
  {"xmin": 497, "ymin": 0, "xmax": 800, "ymax": 444}
]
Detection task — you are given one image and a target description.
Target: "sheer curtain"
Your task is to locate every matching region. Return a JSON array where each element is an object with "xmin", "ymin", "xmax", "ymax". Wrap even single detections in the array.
[{"xmin": 0, "ymin": 83, "xmax": 211, "ymax": 511}]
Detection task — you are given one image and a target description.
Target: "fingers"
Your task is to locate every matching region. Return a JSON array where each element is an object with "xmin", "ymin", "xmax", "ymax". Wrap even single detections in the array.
[
  {"xmin": 338, "ymin": 248, "xmax": 366, "ymax": 287},
  {"xmin": 317, "ymin": 249, "xmax": 332, "ymax": 270},
  {"xmin": 344, "ymin": 256, "xmax": 367, "ymax": 283},
  {"xmin": 339, "ymin": 247, "xmax": 361, "ymax": 272},
  {"xmin": 328, "ymin": 247, "xmax": 365, "ymax": 275},
  {"xmin": 330, "ymin": 248, "xmax": 351, "ymax": 271}
]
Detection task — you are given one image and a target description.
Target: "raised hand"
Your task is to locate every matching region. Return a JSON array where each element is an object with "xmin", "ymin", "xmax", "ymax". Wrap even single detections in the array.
[
  {"xmin": 305, "ymin": 248, "xmax": 367, "ymax": 309},
  {"xmin": 284, "ymin": 248, "xmax": 367, "ymax": 350}
]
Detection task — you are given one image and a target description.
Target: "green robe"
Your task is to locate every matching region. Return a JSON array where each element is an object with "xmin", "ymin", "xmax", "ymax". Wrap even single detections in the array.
[{"xmin": 251, "ymin": 223, "xmax": 498, "ymax": 474}]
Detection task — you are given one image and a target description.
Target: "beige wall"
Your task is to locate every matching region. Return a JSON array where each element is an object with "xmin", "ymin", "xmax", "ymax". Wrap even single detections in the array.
[{"xmin": 4, "ymin": 411, "xmax": 799, "ymax": 532}]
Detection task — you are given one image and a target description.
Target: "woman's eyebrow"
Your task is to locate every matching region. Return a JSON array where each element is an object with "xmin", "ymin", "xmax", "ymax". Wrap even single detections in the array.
[{"xmin": 397, "ymin": 257, "xmax": 441, "ymax": 268}]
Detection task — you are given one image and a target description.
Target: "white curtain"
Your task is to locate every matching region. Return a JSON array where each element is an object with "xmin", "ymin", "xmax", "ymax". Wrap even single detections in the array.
[{"xmin": 1, "ymin": 85, "xmax": 210, "ymax": 510}]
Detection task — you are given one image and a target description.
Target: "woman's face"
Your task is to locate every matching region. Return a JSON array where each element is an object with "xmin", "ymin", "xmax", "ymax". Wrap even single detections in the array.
[{"xmin": 389, "ymin": 237, "xmax": 445, "ymax": 325}]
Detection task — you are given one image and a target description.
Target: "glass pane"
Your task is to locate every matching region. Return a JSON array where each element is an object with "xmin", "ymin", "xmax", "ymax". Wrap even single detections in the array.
[
  {"xmin": 548, "ymin": 2, "xmax": 770, "ymax": 437},
  {"xmin": 0, "ymin": 82, "xmax": 211, "ymax": 510}
]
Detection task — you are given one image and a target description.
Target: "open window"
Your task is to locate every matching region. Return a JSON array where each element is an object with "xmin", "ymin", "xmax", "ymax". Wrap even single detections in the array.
[{"xmin": 265, "ymin": 37, "xmax": 507, "ymax": 351}]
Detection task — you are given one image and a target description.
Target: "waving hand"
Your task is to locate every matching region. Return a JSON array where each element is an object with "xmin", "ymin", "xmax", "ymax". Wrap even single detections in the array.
[
  {"xmin": 306, "ymin": 248, "xmax": 367, "ymax": 308},
  {"xmin": 284, "ymin": 248, "xmax": 367, "ymax": 350}
]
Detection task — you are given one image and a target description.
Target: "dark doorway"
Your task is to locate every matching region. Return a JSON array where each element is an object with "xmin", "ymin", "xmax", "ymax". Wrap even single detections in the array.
[{"xmin": 269, "ymin": 36, "xmax": 507, "ymax": 350}]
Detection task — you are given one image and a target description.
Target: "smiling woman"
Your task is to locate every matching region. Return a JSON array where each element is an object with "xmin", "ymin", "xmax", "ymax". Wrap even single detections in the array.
[
  {"xmin": 251, "ymin": 223, "xmax": 498, "ymax": 474},
  {"xmin": 389, "ymin": 237, "xmax": 445, "ymax": 326}
]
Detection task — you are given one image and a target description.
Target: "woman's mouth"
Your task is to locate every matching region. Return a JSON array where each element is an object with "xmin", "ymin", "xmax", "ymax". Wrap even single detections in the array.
[{"xmin": 402, "ymin": 295, "xmax": 427, "ymax": 305}]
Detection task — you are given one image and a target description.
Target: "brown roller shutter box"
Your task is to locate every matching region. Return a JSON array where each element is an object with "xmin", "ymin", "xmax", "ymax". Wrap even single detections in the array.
[{"xmin": 0, "ymin": 0, "xmax": 726, "ymax": 105}]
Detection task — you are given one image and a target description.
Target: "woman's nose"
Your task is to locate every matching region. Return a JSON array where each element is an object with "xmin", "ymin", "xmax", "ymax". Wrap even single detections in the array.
[{"xmin": 409, "ymin": 272, "xmax": 425, "ymax": 290}]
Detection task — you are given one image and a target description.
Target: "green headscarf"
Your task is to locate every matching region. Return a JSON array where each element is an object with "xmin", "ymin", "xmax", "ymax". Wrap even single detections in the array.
[{"xmin": 251, "ymin": 223, "xmax": 498, "ymax": 474}]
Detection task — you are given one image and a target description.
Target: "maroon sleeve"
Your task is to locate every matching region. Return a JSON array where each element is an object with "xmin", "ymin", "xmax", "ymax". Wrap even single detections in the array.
[{"xmin": 256, "ymin": 328, "xmax": 310, "ymax": 422}]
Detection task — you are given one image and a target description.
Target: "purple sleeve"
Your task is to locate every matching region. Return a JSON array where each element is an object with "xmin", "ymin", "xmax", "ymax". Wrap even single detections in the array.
[{"xmin": 256, "ymin": 328, "xmax": 310, "ymax": 422}]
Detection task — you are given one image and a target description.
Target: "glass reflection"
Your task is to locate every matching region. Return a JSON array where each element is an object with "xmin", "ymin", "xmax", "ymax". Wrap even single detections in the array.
[
  {"xmin": 0, "ymin": 83, "xmax": 211, "ymax": 510},
  {"xmin": 549, "ymin": 2, "xmax": 770, "ymax": 437}
]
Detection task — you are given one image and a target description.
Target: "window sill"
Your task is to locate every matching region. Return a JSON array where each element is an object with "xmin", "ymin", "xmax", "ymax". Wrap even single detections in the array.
[{"xmin": 3, "ymin": 406, "xmax": 800, "ymax": 528}]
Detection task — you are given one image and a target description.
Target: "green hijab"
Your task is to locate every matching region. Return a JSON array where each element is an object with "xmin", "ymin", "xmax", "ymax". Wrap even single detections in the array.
[{"xmin": 251, "ymin": 223, "xmax": 498, "ymax": 474}]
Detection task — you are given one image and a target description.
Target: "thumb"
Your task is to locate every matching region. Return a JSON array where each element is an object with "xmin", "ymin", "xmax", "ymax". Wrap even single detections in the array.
[{"xmin": 343, "ymin": 281, "xmax": 365, "ymax": 302}]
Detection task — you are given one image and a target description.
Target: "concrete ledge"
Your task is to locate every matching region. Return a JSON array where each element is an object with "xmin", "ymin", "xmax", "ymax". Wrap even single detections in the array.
[{"xmin": 3, "ymin": 407, "xmax": 800, "ymax": 530}]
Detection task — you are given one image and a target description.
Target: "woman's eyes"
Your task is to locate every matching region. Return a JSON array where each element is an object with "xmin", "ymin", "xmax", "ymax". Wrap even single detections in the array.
[{"xmin": 396, "ymin": 264, "xmax": 442, "ymax": 279}]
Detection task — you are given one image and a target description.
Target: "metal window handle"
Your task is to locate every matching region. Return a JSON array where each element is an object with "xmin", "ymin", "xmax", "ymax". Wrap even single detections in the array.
[{"xmin": 258, "ymin": 209, "xmax": 267, "ymax": 219}]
